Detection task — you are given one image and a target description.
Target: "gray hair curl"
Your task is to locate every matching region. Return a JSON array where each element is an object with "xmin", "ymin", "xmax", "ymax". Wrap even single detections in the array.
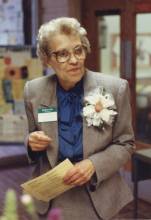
[{"xmin": 36, "ymin": 17, "xmax": 91, "ymax": 66}]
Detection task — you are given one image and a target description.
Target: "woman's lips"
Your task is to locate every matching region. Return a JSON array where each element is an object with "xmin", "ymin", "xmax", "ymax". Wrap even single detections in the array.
[
  {"xmin": 68, "ymin": 67, "xmax": 80, "ymax": 72},
  {"xmin": 68, "ymin": 69, "xmax": 81, "ymax": 76}
]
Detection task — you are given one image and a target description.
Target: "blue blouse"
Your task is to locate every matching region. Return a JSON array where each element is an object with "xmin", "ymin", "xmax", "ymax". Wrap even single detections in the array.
[{"xmin": 57, "ymin": 79, "xmax": 84, "ymax": 162}]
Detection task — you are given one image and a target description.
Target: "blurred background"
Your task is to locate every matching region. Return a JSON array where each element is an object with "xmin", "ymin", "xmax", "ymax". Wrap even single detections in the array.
[{"xmin": 0, "ymin": 0, "xmax": 151, "ymax": 219}]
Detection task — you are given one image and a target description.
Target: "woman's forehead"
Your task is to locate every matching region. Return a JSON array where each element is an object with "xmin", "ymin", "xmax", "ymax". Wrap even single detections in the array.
[{"xmin": 49, "ymin": 34, "xmax": 82, "ymax": 51}]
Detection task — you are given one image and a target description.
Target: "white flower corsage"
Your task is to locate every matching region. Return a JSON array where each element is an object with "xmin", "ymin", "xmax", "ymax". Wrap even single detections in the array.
[{"xmin": 83, "ymin": 87, "xmax": 117, "ymax": 129}]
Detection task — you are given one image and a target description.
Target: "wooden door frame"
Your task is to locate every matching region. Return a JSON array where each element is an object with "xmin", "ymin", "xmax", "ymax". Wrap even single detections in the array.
[
  {"xmin": 81, "ymin": 0, "xmax": 151, "ymax": 138},
  {"xmin": 81, "ymin": 0, "xmax": 136, "ymax": 129}
]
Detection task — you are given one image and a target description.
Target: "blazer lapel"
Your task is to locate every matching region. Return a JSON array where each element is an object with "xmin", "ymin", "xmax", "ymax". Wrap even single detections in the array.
[
  {"xmin": 83, "ymin": 70, "xmax": 98, "ymax": 159},
  {"xmin": 39, "ymin": 75, "xmax": 58, "ymax": 168}
]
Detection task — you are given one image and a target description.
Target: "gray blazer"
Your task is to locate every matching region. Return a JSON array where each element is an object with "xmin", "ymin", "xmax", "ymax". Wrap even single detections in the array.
[{"xmin": 24, "ymin": 70, "xmax": 135, "ymax": 220}]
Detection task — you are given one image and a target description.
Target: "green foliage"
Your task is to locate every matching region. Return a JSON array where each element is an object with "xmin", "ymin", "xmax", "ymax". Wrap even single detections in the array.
[{"xmin": 0, "ymin": 189, "xmax": 18, "ymax": 220}]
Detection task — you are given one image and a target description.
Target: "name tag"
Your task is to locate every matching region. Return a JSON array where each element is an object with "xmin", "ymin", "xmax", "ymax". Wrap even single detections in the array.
[{"xmin": 38, "ymin": 107, "xmax": 57, "ymax": 122}]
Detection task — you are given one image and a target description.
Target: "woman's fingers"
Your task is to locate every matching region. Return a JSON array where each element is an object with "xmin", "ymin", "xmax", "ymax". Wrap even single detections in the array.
[
  {"xmin": 29, "ymin": 142, "xmax": 48, "ymax": 151},
  {"xmin": 64, "ymin": 168, "xmax": 81, "ymax": 184},
  {"xmin": 66, "ymin": 170, "xmax": 92, "ymax": 186},
  {"xmin": 30, "ymin": 131, "xmax": 52, "ymax": 142},
  {"xmin": 30, "ymin": 139, "xmax": 51, "ymax": 145},
  {"xmin": 28, "ymin": 131, "xmax": 52, "ymax": 151},
  {"xmin": 64, "ymin": 159, "xmax": 95, "ymax": 186}
]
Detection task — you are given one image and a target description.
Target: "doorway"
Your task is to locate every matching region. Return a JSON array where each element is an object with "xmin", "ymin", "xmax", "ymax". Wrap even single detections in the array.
[{"xmin": 82, "ymin": 0, "xmax": 151, "ymax": 147}]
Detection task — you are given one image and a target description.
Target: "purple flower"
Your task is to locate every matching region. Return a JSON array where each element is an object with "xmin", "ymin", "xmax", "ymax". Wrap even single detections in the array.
[{"xmin": 48, "ymin": 208, "xmax": 62, "ymax": 220}]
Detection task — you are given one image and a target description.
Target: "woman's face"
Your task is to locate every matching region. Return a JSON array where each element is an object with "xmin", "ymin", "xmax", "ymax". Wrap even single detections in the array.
[{"xmin": 48, "ymin": 34, "xmax": 86, "ymax": 90}]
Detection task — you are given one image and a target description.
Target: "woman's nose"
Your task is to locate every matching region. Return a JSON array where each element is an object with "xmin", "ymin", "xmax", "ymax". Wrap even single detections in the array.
[{"xmin": 68, "ymin": 53, "xmax": 78, "ymax": 64}]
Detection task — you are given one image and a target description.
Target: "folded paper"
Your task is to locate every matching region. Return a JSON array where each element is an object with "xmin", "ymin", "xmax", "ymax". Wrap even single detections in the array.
[{"xmin": 21, "ymin": 159, "xmax": 74, "ymax": 201}]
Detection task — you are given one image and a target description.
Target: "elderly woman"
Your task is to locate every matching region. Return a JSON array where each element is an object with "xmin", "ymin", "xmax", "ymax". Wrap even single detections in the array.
[{"xmin": 24, "ymin": 17, "xmax": 135, "ymax": 220}]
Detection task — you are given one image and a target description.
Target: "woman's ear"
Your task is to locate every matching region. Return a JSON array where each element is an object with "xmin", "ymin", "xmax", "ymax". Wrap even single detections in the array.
[
  {"xmin": 46, "ymin": 63, "xmax": 51, "ymax": 68},
  {"xmin": 43, "ymin": 56, "xmax": 51, "ymax": 68}
]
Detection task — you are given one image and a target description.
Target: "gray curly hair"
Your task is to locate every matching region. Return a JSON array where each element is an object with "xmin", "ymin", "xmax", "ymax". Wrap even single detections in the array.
[{"xmin": 36, "ymin": 17, "xmax": 91, "ymax": 66}]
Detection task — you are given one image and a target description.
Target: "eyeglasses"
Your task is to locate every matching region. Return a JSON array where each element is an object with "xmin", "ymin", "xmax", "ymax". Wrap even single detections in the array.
[{"xmin": 50, "ymin": 45, "xmax": 87, "ymax": 63}]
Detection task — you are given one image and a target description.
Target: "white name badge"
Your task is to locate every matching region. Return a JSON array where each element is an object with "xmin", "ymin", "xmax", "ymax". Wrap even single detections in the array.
[{"xmin": 38, "ymin": 107, "xmax": 57, "ymax": 122}]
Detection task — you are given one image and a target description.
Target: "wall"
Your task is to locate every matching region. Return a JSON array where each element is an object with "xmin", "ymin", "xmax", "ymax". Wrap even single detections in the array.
[
  {"xmin": 39, "ymin": 0, "xmax": 81, "ymax": 24},
  {"xmin": 122, "ymin": 170, "xmax": 151, "ymax": 203}
]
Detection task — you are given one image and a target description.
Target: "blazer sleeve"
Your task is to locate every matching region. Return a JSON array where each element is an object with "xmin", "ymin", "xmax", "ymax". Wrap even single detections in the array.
[
  {"xmin": 24, "ymin": 81, "xmax": 45, "ymax": 163},
  {"xmin": 88, "ymin": 80, "xmax": 135, "ymax": 188}
]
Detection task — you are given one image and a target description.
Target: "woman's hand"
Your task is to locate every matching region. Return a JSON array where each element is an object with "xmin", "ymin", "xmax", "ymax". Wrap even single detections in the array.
[
  {"xmin": 28, "ymin": 131, "xmax": 52, "ymax": 151},
  {"xmin": 63, "ymin": 159, "xmax": 95, "ymax": 186}
]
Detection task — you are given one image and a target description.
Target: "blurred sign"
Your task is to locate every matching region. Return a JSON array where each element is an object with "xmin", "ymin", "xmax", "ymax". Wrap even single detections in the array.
[{"xmin": 0, "ymin": 46, "xmax": 43, "ymax": 142}]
